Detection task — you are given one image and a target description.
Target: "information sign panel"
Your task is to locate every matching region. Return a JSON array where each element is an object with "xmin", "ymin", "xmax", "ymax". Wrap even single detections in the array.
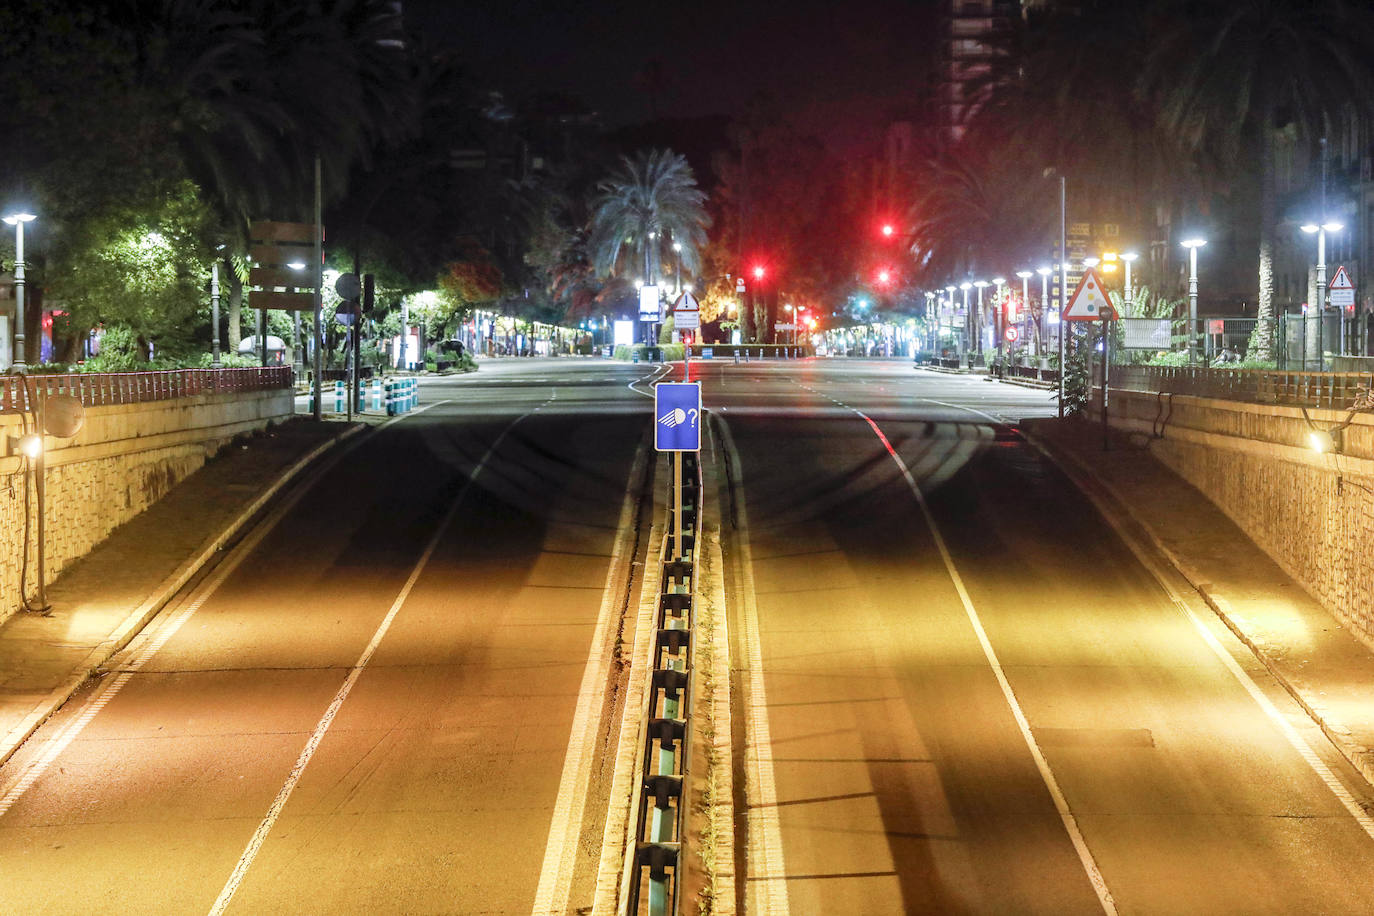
[{"xmin": 654, "ymin": 382, "xmax": 701, "ymax": 452}]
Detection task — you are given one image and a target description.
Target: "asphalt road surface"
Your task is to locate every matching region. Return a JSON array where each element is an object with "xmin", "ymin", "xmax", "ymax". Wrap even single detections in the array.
[
  {"xmin": 2, "ymin": 356, "xmax": 1372, "ymax": 915},
  {"xmin": 0, "ymin": 359, "xmax": 660, "ymax": 915},
  {"xmin": 709, "ymin": 359, "xmax": 1374, "ymax": 915}
]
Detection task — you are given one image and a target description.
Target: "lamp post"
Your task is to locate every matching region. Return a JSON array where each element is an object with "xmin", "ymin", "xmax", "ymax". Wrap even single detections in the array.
[
  {"xmin": 1036, "ymin": 266, "xmax": 1052, "ymax": 359},
  {"xmin": 973, "ymin": 280, "xmax": 989, "ymax": 359},
  {"xmin": 672, "ymin": 241, "xmax": 682, "ymax": 295},
  {"xmin": 4, "ymin": 212, "xmax": 36, "ymax": 373},
  {"xmin": 1016, "ymin": 270, "xmax": 1033, "ymax": 356},
  {"xmin": 211, "ymin": 259, "xmax": 221, "ymax": 369},
  {"xmin": 959, "ymin": 282, "xmax": 972, "ymax": 358},
  {"xmin": 1297, "ymin": 219, "xmax": 1341, "ymax": 368},
  {"xmin": 1121, "ymin": 252, "xmax": 1138, "ymax": 307},
  {"xmin": 1181, "ymin": 238, "xmax": 1207, "ymax": 364}
]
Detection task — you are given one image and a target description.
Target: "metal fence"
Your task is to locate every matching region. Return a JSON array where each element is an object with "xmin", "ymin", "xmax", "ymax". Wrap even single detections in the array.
[
  {"xmin": 1111, "ymin": 364, "xmax": 1374, "ymax": 409},
  {"xmin": 0, "ymin": 367, "xmax": 293, "ymax": 413},
  {"xmin": 1114, "ymin": 312, "xmax": 1374, "ymax": 371}
]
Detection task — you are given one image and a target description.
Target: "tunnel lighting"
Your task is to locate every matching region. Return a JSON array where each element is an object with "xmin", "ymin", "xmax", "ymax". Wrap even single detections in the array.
[
  {"xmin": 8, "ymin": 433, "xmax": 42, "ymax": 460},
  {"xmin": 1309, "ymin": 430, "xmax": 1336, "ymax": 453}
]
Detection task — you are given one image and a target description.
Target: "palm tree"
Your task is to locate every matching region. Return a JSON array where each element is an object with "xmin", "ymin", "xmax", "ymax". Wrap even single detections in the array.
[
  {"xmin": 1141, "ymin": 0, "xmax": 1374, "ymax": 359},
  {"xmin": 588, "ymin": 149, "xmax": 710, "ymax": 286}
]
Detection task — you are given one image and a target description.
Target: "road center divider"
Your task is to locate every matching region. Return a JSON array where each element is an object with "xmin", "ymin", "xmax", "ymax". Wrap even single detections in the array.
[{"xmin": 625, "ymin": 451, "xmax": 701, "ymax": 915}]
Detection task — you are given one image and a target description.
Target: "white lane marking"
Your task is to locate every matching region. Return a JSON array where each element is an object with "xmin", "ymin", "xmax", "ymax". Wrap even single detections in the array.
[
  {"xmin": 0, "ymin": 400, "xmax": 456, "ymax": 818},
  {"xmin": 208, "ymin": 406, "xmax": 542, "ymax": 915},
  {"xmin": 531, "ymin": 444, "xmax": 646, "ymax": 916},
  {"xmin": 627, "ymin": 365, "xmax": 673, "ymax": 399},
  {"xmin": 848, "ymin": 406, "xmax": 1118, "ymax": 915},
  {"xmin": 1068, "ymin": 466, "xmax": 1374, "ymax": 841},
  {"xmin": 716, "ymin": 416, "xmax": 791, "ymax": 916}
]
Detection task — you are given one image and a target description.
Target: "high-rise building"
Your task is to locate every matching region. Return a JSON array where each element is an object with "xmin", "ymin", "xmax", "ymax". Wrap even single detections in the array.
[{"xmin": 937, "ymin": 0, "xmax": 1018, "ymax": 149}]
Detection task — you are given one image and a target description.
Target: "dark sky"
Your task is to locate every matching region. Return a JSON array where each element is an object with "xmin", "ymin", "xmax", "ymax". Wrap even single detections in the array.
[{"xmin": 407, "ymin": 0, "xmax": 941, "ymax": 152}]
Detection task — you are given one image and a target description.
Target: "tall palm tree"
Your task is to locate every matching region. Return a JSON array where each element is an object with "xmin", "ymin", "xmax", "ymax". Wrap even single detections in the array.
[
  {"xmin": 1141, "ymin": 0, "xmax": 1374, "ymax": 359},
  {"xmin": 588, "ymin": 149, "xmax": 710, "ymax": 285}
]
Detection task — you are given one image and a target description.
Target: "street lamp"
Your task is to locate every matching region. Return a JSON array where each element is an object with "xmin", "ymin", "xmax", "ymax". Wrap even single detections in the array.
[
  {"xmin": 4, "ymin": 211, "xmax": 36, "ymax": 373},
  {"xmin": 1120, "ymin": 252, "xmax": 1138, "ymax": 308},
  {"xmin": 959, "ymin": 282, "xmax": 972, "ymax": 357},
  {"xmin": 1301, "ymin": 219, "xmax": 1343, "ymax": 333},
  {"xmin": 1037, "ymin": 266, "xmax": 1053, "ymax": 357},
  {"xmin": 1016, "ymin": 270, "xmax": 1033, "ymax": 355},
  {"xmin": 1181, "ymin": 237, "xmax": 1207, "ymax": 364},
  {"xmin": 672, "ymin": 241, "xmax": 682, "ymax": 295},
  {"xmin": 973, "ymin": 280, "xmax": 989, "ymax": 357}
]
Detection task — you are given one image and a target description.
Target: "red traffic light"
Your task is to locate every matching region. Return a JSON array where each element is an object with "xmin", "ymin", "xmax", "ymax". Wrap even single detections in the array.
[
  {"xmin": 753, "ymin": 265, "xmax": 765, "ymax": 280},
  {"xmin": 881, "ymin": 224, "xmax": 895, "ymax": 238},
  {"xmin": 876, "ymin": 268, "xmax": 893, "ymax": 286}
]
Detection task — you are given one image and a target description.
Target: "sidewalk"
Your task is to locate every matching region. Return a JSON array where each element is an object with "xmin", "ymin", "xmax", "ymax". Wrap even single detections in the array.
[
  {"xmin": 0, "ymin": 417, "xmax": 362, "ymax": 770},
  {"xmin": 1023, "ymin": 416, "xmax": 1374, "ymax": 787}
]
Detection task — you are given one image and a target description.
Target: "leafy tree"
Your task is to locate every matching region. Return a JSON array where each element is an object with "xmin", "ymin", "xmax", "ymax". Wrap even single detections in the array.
[
  {"xmin": 588, "ymin": 149, "xmax": 709, "ymax": 284},
  {"xmin": 48, "ymin": 181, "xmax": 217, "ymax": 360},
  {"xmin": 1141, "ymin": 0, "xmax": 1374, "ymax": 359}
]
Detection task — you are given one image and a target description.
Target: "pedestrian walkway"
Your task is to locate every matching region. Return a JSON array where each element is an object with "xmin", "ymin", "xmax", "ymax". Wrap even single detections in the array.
[
  {"xmin": 1023, "ymin": 416, "xmax": 1374, "ymax": 787},
  {"xmin": 0, "ymin": 418, "xmax": 360, "ymax": 770}
]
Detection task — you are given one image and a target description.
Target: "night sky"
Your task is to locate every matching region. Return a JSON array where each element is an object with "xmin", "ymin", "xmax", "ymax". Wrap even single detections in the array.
[{"xmin": 408, "ymin": 0, "xmax": 942, "ymax": 152}]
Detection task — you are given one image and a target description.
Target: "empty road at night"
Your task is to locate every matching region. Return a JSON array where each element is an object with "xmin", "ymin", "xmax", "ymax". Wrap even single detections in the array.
[{"xmin": 1, "ymin": 358, "xmax": 1372, "ymax": 915}]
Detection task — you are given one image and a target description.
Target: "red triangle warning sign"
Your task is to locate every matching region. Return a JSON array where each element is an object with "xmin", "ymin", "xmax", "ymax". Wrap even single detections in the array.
[
  {"xmin": 1330, "ymin": 265, "xmax": 1354, "ymax": 291},
  {"xmin": 1062, "ymin": 267, "xmax": 1118, "ymax": 321}
]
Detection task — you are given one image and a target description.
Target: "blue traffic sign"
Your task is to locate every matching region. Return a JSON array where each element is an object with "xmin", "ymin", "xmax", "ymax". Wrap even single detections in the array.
[{"xmin": 654, "ymin": 382, "xmax": 701, "ymax": 452}]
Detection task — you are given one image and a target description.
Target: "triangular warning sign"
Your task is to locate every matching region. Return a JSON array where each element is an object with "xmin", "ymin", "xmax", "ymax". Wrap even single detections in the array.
[
  {"xmin": 1062, "ymin": 267, "xmax": 1118, "ymax": 321},
  {"xmin": 1330, "ymin": 265, "xmax": 1354, "ymax": 291}
]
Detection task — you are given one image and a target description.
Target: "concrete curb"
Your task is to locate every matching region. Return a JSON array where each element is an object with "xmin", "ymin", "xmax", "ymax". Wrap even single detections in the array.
[
  {"xmin": 0, "ymin": 422, "xmax": 365, "ymax": 772},
  {"xmin": 1021, "ymin": 425, "xmax": 1374, "ymax": 789}
]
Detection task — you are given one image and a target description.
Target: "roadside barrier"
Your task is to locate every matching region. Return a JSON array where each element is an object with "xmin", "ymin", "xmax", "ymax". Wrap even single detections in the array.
[
  {"xmin": 368, "ymin": 378, "xmax": 383, "ymax": 412},
  {"xmin": 333, "ymin": 380, "xmax": 345, "ymax": 413},
  {"xmin": 626, "ymin": 452, "xmax": 701, "ymax": 916},
  {"xmin": 383, "ymin": 378, "xmax": 418, "ymax": 416}
]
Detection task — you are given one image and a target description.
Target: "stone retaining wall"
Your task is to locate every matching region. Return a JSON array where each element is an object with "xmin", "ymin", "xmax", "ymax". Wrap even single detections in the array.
[
  {"xmin": 0, "ymin": 390, "xmax": 293, "ymax": 623},
  {"xmin": 1094, "ymin": 389, "xmax": 1374, "ymax": 646}
]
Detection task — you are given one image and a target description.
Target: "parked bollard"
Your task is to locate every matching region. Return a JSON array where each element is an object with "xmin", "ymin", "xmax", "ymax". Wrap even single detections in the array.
[
  {"xmin": 385, "ymin": 379, "xmax": 397, "ymax": 416},
  {"xmin": 369, "ymin": 378, "xmax": 382, "ymax": 412},
  {"xmin": 333, "ymin": 380, "xmax": 344, "ymax": 413}
]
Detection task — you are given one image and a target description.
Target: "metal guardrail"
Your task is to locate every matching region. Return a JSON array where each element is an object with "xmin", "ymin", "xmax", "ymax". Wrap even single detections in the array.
[
  {"xmin": 1112, "ymin": 365, "xmax": 1374, "ymax": 409},
  {"xmin": 626, "ymin": 452, "xmax": 701, "ymax": 916},
  {"xmin": 0, "ymin": 367, "xmax": 294, "ymax": 413}
]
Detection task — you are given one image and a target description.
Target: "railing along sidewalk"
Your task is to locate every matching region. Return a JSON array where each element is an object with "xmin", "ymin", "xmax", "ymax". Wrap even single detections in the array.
[
  {"xmin": 1112, "ymin": 365, "xmax": 1374, "ymax": 409},
  {"xmin": 0, "ymin": 367, "xmax": 293, "ymax": 414}
]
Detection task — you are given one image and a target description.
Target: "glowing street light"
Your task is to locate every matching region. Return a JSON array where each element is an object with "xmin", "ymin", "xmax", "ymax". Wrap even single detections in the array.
[
  {"xmin": 1297, "ymin": 222, "xmax": 1341, "ymax": 318},
  {"xmin": 1121, "ymin": 252, "xmax": 1139, "ymax": 305},
  {"xmin": 4, "ymin": 211, "xmax": 36, "ymax": 373},
  {"xmin": 1181, "ymin": 237, "xmax": 1208, "ymax": 364}
]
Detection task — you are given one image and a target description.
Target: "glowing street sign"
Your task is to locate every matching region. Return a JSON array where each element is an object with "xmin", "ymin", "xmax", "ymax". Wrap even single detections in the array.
[
  {"xmin": 673, "ymin": 291, "xmax": 701, "ymax": 330},
  {"xmin": 1330, "ymin": 266, "xmax": 1355, "ymax": 310},
  {"xmin": 654, "ymin": 382, "xmax": 701, "ymax": 452}
]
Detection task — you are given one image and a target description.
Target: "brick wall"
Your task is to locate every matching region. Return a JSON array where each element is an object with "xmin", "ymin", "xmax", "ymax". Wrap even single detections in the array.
[
  {"xmin": 1098, "ymin": 389, "xmax": 1374, "ymax": 646},
  {"xmin": 0, "ymin": 390, "xmax": 292, "ymax": 623}
]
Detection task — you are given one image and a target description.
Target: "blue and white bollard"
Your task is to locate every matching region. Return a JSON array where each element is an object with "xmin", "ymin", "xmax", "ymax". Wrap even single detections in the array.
[
  {"xmin": 407, "ymin": 378, "xmax": 417, "ymax": 411},
  {"xmin": 385, "ymin": 379, "xmax": 397, "ymax": 416},
  {"xmin": 333, "ymin": 380, "xmax": 345, "ymax": 413},
  {"xmin": 369, "ymin": 378, "xmax": 382, "ymax": 412}
]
